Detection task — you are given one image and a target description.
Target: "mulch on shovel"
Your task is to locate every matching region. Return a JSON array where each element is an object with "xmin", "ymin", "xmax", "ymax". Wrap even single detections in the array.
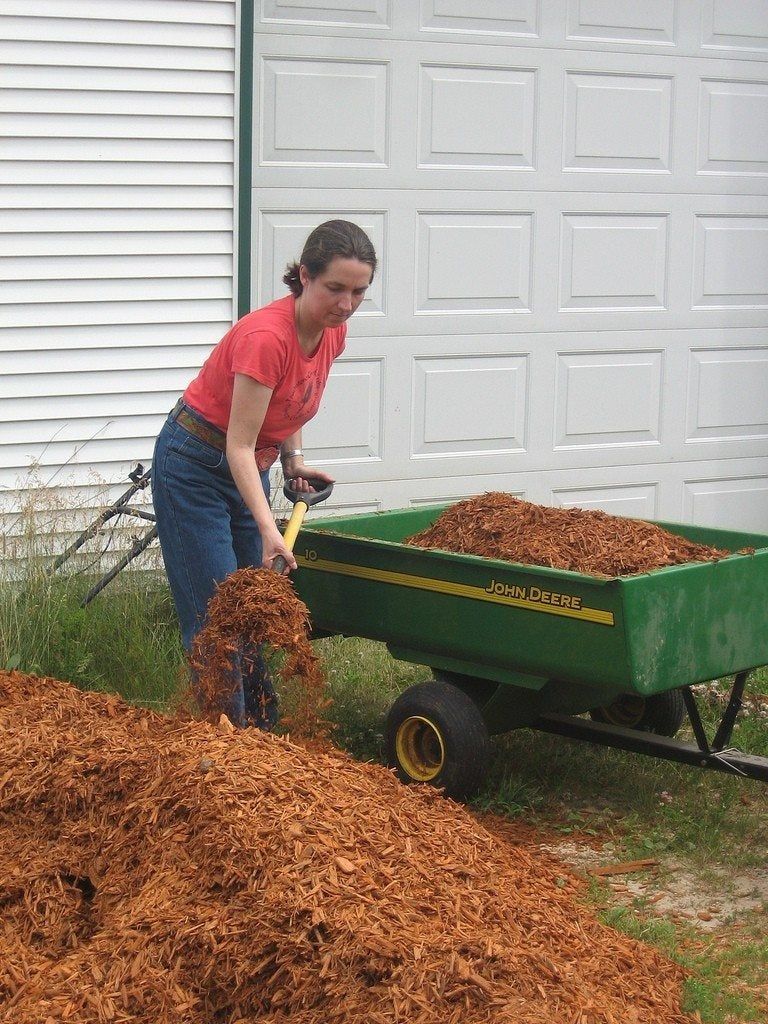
[
  {"xmin": 189, "ymin": 567, "xmax": 329, "ymax": 740},
  {"xmin": 407, "ymin": 493, "xmax": 733, "ymax": 576},
  {"xmin": 0, "ymin": 670, "xmax": 696, "ymax": 1024}
]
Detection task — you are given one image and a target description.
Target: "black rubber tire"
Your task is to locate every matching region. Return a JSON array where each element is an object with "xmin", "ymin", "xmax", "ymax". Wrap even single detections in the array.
[
  {"xmin": 385, "ymin": 680, "xmax": 490, "ymax": 801},
  {"xmin": 589, "ymin": 688, "xmax": 685, "ymax": 737}
]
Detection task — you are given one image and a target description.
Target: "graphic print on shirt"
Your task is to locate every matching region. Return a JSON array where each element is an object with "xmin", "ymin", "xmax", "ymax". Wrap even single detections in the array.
[{"xmin": 284, "ymin": 369, "xmax": 323, "ymax": 423}]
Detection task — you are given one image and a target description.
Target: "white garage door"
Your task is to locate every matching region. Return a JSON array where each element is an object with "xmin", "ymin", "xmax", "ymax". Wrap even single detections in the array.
[{"xmin": 249, "ymin": 1, "xmax": 768, "ymax": 531}]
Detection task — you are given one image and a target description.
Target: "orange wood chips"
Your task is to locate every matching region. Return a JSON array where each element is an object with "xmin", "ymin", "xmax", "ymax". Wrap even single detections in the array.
[
  {"xmin": 0, "ymin": 670, "xmax": 695, "ymax": 1023},
  {"xmin": 407, "ymin": 493, "xmax": 731, "ymax": 576}
]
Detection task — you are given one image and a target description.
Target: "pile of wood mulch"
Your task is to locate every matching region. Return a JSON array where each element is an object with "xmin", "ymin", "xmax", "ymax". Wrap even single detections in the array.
[
  {"xmin": 407, "ymin": 493, "xmax": 733, "ymax": 576},
  {"xmin": 0, "ymin": 670, "xmax": 696, "ymax": 1024},
  {"xmin": 190, "ymin": 567, "xmax": 329, "ymax": 739}
]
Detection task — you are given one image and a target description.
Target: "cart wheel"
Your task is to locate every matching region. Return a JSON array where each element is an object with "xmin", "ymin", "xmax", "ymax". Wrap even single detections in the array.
[
  {"xmin": 385, "ymin": 681, "xmax": 490, "ymax": 800},
  {"xmin": 589, "ymin": 689, "xmax": 685, "ymax": 737}
]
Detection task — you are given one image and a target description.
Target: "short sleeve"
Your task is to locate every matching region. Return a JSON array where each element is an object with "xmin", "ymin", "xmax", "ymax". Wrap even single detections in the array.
[{"xmin": 231, "ymin": 329, "xmax": 287, "ymax": 390}]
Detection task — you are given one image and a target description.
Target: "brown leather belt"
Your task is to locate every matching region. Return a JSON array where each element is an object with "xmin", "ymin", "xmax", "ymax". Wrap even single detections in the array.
[
  {"xmin": 171, "ymin": 399, "xmax": 226, "ymax": 451},
  {"xmin": 170, "ymin": 399, "xmax": 279, "ymax": 470}
]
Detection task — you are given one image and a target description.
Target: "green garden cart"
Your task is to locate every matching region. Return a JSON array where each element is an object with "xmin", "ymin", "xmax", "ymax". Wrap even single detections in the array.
[{"xmin": 289, "ymin": 505, "xmax": 768, "ymax": 798}]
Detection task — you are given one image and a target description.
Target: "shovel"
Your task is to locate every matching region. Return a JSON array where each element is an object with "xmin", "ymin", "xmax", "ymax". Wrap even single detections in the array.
[{"xmin": 272, "ymin": 475, "xmax": 334, "ymax": 574}]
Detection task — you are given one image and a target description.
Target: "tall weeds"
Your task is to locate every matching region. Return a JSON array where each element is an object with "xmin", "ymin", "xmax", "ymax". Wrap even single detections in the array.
[{"xmin": 0, "ymin": 476, "xmax": 185, "ymax": 707}]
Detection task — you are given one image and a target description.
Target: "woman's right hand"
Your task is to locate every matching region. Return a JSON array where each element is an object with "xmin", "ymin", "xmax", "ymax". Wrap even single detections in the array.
[{"xmin": 261, "ymin": 524, "xmax": 297, "ymax": 574}]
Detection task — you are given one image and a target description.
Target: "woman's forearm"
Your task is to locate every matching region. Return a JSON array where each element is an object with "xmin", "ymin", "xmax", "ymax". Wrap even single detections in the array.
[
  {"xmin": 225, "ymin": 373, "xmax": 299, "ymax": 569},
  {"xmin": 227, "ymin": 447, "xmax": 277, "ymax": 533},
  {"xmin": 227, "ymin": 445, "xmax": 295, "ymax": 570},
  {"xmin": 280, "ymin": 429, "xmax": 304, "ymax": 478},
  {"xmin": 226, "ymin": 373, "xmax": 276, "ymax": 531},
  {"xmin": 280, "ymin": 428, "xmax": 302, "ymax": 455}
]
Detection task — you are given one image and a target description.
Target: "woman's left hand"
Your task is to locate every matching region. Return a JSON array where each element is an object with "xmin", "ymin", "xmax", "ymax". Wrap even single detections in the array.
[{"xmin": 283, "ymin": 458, "xmax": 334, "ymax": 493}]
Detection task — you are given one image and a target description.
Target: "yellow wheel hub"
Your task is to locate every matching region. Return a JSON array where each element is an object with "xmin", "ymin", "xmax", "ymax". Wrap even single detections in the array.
[
  {"xmin": 604, "ymin": 694, "xmax": 646, "ymax": 727},
  {"xmin": 395, "ymin": 716, "xmax": 445, "ymax": 782}
]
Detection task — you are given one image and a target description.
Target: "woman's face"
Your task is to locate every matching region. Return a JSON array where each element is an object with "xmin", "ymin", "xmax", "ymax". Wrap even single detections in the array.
[{"xmin": 299, "ymin": 257, "xmax": 373, "ymax": 328}]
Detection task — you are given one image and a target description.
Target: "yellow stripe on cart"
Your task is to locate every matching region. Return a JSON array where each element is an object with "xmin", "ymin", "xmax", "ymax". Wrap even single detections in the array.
[{"xmin": 296, "ymin": 554, "xmax": 615, "ymax": 626}]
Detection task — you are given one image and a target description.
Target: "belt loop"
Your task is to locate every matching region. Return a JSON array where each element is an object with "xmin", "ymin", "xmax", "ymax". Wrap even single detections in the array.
[{"xmin": 170, "ymin": 397, "xmax": 184, "ymax": 420}]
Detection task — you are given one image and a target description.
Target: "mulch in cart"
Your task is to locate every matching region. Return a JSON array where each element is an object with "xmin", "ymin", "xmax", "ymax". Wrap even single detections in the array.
[
  {"xmin": 0, "ymin": 669, "xmax": 696, "ymax": 1024},
  {"xmin": 407, "ymin": 492, "xmax": 733, "ymax": 576}
]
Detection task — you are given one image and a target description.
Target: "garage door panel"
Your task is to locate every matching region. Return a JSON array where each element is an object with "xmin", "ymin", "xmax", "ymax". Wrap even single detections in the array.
[
  {"xmin": 410, "ymin": 353, "xmax": 528, "ymax": 458},
  {"xmin": 256, "ymin": 2, "xmax": 767, "ymax": 61},
  {"xmin": 305, "ymin": 356, "xmax": 384, "ymax": 464},
  {"xmin": 253, "ymin": 34, "xmax": 768, "ymax": 194},
  {"xmin": 562, "ymin": 69, "xmax": 674, "ymax": 174},
  {"xmin": 254, "ymin": 189, "xmax": 768, "ymax": 335},
  {"xmin": 686, "ymin": 347, "xmax": 768, "ymax": 442},
  {"xmin": 553, "ymin": 349, "xmax": 664, "ymax": 449},
  {"xmin": 698, "ymin": 78, "xmax": 768, "ymax": 176},
  {"xmin": 419, "ymin": 0, "xmax": 539, "ymax": 40},
  {"xmin": 261, "ymin": 0, "xmax": 391, "ymax": 31},
  {"xmin": 558, "ymin": 213, "xmax": 669, "ymax": 311},
  {"xmin": 551, "ymin": 481, "xmax": 660, "ymax": 520},
  {"xmin": 682, "ymin": 476, "xmax": 768, "ymax": 532},
  {"xmin": 692, "ymin": 215, "xmax": 768, "ymax": 309},
  {"xmin": 701, "ymin": 0, "xmax": 768, "ymax": 55},
  {"xmin": 563, "ymin": 0, "xmax": 676, "ymax": 49},
  {"xmin": 419, "ymin": 63, "xmax": 537, "ymax": 170},
  {"xmin": 416, "ymin": 212, "xmax": 533, "ymax": 313},
  {"xmin": 260, "ymin": 55, "xmax": 389, "ymax": 166},
  {"xmin": 294, "ymin": 460, "xmax": 768, "ymax": 528}
]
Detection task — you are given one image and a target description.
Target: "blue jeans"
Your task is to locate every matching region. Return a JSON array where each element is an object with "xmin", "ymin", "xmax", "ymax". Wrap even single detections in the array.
[{"xmin": 152, "ymin": 411, "xmax": 277, "ymax": 729}]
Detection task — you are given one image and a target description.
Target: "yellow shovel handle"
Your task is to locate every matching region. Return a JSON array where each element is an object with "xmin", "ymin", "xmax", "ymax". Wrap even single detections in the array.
[
  {"xmin": 282, "ymin": 500, "xmax": 309, "ymax": 552},
  {"xmin": 272, "ymin": 499, "xmax": 309, "ymax": 574}
]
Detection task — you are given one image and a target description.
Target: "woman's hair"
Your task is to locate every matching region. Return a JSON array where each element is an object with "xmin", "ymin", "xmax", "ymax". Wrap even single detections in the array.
[{"xmin": 283, "ymin": 219, "xmax": 377, "ymax": 297}]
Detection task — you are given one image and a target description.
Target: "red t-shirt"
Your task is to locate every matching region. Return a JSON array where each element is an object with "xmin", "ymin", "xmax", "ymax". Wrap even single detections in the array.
[{"xmin": 183, "ymin": 295, "xmax": 346, "ymax": 449}]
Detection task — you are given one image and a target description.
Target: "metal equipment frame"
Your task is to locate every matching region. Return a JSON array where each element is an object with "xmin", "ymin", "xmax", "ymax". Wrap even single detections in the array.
[
  {"xmin": 535, "ymin": 670, "xmax": 768, "ymax": 782},
  {"xmin": 51, "ymin": 464, "xmax": 157, "ymax": 606}
]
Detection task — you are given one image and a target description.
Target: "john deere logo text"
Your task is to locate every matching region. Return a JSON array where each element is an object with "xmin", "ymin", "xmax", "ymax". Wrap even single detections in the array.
[{"xmin": 484, "ymin": 579, "xmax": 582, "ymax": 611}]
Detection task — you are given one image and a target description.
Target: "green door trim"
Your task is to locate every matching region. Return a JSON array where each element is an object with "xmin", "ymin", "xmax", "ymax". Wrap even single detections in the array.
[{"xmin": 236, "ymin": 0, "xmax": 255, "ymax": 319}]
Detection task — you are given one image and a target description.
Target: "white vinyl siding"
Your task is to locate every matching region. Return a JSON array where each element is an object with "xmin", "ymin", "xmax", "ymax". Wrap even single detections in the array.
[{"xmin": 0, "ymin": 0, "xmax": 237, "ymax": 504}]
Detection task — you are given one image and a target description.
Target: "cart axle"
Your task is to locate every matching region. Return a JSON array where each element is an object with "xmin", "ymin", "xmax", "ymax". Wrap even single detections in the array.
[{"xmin": 533, "ymin": 709, "xmax": 768, "ymax": 783}]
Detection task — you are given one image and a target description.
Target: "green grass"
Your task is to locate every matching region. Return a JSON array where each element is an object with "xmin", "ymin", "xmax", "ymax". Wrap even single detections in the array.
[
  {"xmin": 597, "ymin": 901, "xmax": 768, "ymax": 1024},
  {"xmin": 0, "ymin": 568, "xmax": 185, "ymax": 708},
  {"xmin": 314, "ymin": 634, "xmax": 422, "ymax": 759}
]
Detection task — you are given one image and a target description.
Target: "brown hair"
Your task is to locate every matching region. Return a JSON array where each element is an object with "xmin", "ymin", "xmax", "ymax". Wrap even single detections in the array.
[{"xmin": 283, "ymin": 219, "xmax": 377, "ymax": 297}]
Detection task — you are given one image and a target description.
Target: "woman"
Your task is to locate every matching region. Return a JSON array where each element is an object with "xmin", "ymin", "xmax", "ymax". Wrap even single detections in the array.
[{"xmin": 152, "ymin": 220, "xmax": 377, "ymax": 728}]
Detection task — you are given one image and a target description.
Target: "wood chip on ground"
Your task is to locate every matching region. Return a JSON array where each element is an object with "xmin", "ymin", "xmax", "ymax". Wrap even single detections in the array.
[
  {"xmin": 0, "ymin": 670, "xmax": 697, "ymax": 1023},
  {"xmin": 406, "ymin": 493, "xmax": 735, "ymax": 576}
]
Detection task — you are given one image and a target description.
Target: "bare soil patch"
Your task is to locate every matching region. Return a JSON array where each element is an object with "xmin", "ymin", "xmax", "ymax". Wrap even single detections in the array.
[{"xmin": 538, "ymin": 838, "xmax": 768, "ymax": 933}]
